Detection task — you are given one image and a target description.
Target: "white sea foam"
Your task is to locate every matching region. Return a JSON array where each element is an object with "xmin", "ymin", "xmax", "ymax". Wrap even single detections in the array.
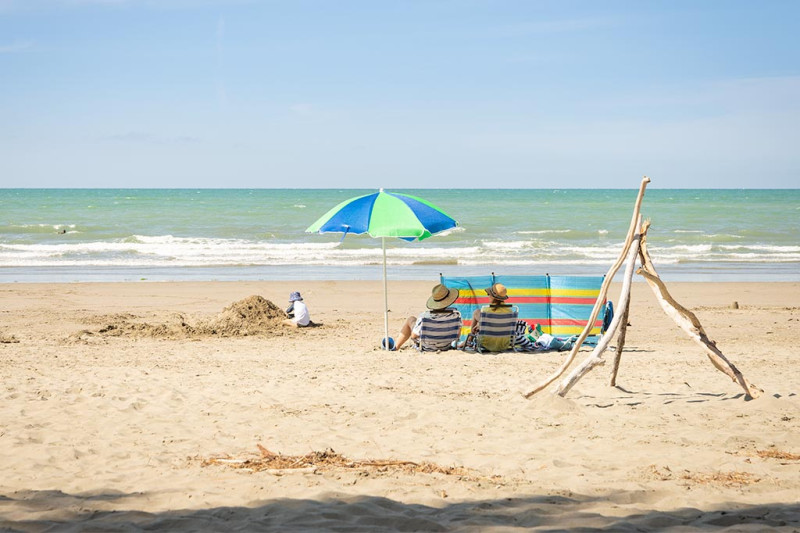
[
  {"xmin": 0, "ymin": 237, "xmax": 346, "ymax": 267},
  {"xmin": 480, "ymin": 240, "xmax": 532, "ymax": 251},
  {"xmin": 714, "ymin": 243, "xmax": 800, "ymax": 252},
  {"xmin": 435, "ymin": 226, "xmax": 465, "ymax": 237},
  {"xmin": 657, "ymin": 244, "xmax": 713, "ymax": 253},
  {"xmin": 1, "ymin": 223, "xmax": 77, "ymax": 231},
  {"xmin": 384, "ymin": 246, "xmax": 480, "ymax": 258},
  {"xmin": 703, "ymin": 234, "xmax": 743, "ymax": 239},
  {"xmin": 2, "ymin": 232, "xmax": 799, "ymax": 269},
  {"xmin": 516, "ymin": 230, "xmax": 572, "ymax": 235},
  {"xmin": 457, "ymin": 257, "xmax": 611, "ymax": 266}
]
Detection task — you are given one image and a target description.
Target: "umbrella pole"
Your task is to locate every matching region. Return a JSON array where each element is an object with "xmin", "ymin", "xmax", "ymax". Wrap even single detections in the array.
[{"xmin": 382, "ymin": 237, "xmax": 390, "ymax": 350}]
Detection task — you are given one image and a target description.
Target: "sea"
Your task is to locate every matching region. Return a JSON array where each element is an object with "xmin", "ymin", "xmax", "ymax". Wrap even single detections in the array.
[{"xmin": 1, "ymin": 188, "xmax": 798, "ymax": 283}]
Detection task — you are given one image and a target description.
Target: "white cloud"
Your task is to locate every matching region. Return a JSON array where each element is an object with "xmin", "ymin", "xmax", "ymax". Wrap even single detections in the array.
[
  {"xmin": 384, "ymin": 74, "xmax": 798, "ymax": 187},
  {"xmin": 216, "ymin": 82, "xmax": 228, "ymax": 112},
  {"xmin": 216, "ymin": 15, "xmax": 225, "ymax": 47},
  {"xmin": 290, "ymin": 104, "xmax": 314, "ymax": 116},
  {"xmin": 215, "ymin": 16, "xmax": 225, "ymax": 70},
  {"xmin": 215, "ymin": 16, "xmax": 227, "ymax": 111},
  {"xmin": 490, "ymin": 16, "xmax": 620, "ymax": 37},
  {"xmin": 103, "ymin": 131, "xmax": 200, "ymax": 144},
  {"xmin": 1, "ymin": 0, "xmax": 254, "ymax": 10},
  {"xmin": 104, "ymin": 131, "xmax": 156, "ymax": 143},
  {"xmin": 78, "ymin": 0, "xmax": 128, "ymax": 4},
  {"xmin": 0, "ymin": 40, "xmax": 33, "ymax": 53}
]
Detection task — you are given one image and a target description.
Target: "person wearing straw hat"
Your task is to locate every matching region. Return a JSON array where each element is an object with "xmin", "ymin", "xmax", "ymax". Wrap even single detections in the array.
[
  {"xmin": 460, "ymin": 283, "xmax": 514, "ymax": 352},
  {"xmin": 393, "ymin": 283, "xmax": 460, "ymax": 351},
  {"xmin": 282, "ymin": 291, "xmax": 311, "ymax": 328}
]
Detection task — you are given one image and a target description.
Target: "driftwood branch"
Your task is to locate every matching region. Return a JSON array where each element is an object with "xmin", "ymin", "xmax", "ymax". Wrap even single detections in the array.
[
  {"xmin": 609, "ymin": 289, "xmax": 631, "ymax": 387},
  {"xmin": 523, "ymin": 176, "xmax": 651, "ymax": 399},
  {"xmin": 637, "ymin": 221, "xmax": 762, "ymax": 399},
  {"xmin": 556, "ymin": 218, "xmax": 642, "ymax": 397}
]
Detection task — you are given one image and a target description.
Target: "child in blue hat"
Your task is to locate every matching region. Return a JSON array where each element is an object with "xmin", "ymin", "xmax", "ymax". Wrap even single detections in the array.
[{"xmin": 282, "ymin": 291, "xmax": 311, "ymax": 327}]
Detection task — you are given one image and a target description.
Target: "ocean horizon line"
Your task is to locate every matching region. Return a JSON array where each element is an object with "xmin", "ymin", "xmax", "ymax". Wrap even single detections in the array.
[{"xmin": 2, "ymin": 186, "xmax": 800, "ymax": 191}]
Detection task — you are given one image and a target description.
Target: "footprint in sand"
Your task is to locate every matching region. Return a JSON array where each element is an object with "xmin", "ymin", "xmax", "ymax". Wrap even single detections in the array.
[{"xmin": 124, "ymin": 400, "xmax": 147, "ymax": 411}]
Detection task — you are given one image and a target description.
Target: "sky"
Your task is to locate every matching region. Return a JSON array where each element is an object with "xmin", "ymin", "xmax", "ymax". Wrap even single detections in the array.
[{"xmin": 0, "ymin": 0, "xmax": 798, "ymax": 188}]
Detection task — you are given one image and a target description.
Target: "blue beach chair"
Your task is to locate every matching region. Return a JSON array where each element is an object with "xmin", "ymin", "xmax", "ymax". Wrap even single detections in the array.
[
  {"xmin": 474, "ymin": 304, "xmax": 519, "ymax": 353},
  {"xmin": 416, "ymin": 310, "xmax": 462, "ymax": 352}
]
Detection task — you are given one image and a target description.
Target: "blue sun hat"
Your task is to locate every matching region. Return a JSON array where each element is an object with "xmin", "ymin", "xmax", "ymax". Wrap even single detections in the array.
[{"xmin": 289, "ymin": 291, "xmax": 303, "ymax": 302}]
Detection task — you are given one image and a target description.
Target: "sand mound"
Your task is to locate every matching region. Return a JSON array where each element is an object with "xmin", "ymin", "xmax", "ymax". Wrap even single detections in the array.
[
  {"xmin": 87, "ymin": 295, "xmax": 286, "ymax": 339},
  {"xmin": 200, "ymin": 295, "xmax": 286, "ymax": 336}
]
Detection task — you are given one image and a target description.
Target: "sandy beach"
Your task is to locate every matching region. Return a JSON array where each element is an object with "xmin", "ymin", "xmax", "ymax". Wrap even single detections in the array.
[{"xmin": 1, "ymin": 280, "xmax": 798, "ymax": 531}]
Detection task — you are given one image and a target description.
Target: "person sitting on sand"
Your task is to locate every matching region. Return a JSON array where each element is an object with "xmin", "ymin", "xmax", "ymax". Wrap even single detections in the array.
[
  {"xmin": 461, "ymin": 283, "xmax": 514, "ymax": 352},
  {"xmin": 282, "ymin": 291, "xmax": 311, "ymax": 328},
  {"xmin": 394, "ymin": 283, "xmax": 460, "ymax": 350}
]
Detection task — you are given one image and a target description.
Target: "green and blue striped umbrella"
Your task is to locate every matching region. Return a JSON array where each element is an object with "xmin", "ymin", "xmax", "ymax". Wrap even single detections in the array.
[
  {"xmin": 306, "ymin": 189, "xmax": 457, "ymax": 240},
  {"xmin": 306, "ymin": 189, "xmax": 458, "ymax": 349}
]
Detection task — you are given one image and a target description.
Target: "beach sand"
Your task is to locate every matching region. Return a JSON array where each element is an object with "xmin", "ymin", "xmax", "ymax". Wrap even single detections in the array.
[{"xmin": 1, "ymin": 280, "xmax": 798, "ymax": 531}]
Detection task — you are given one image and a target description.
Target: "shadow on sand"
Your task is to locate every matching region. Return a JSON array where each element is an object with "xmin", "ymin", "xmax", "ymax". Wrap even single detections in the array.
[{"xmin": 1, "ymin": 488, "xmax": 799, "ymax": 532}]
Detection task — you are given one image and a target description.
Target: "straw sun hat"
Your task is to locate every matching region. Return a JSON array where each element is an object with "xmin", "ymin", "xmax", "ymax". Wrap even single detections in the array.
[
  {"xmin": 484, "ymin": 283, "xmax": 508, "ymax": 301},
  {"xmin": 426, "ymin": 284, "xmax": 459, "ymax": 310}
]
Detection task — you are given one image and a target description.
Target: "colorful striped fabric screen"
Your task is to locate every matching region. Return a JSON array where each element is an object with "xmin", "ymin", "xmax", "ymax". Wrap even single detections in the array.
[{"xmin": 440, "ymin": 274, "xmax": 606, "ymax": 340}]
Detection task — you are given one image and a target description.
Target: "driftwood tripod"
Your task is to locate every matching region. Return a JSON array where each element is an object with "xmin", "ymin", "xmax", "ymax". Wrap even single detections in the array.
[{"xmin": 523, "ymin": 177, "xmax": 762, "ymax": 400}]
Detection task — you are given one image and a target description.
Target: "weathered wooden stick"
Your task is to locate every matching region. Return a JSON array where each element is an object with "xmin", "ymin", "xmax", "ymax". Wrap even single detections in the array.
[
  {"xmin": 637, "ymin": 223, "xmax": 762, "ymax": 399},
  {"xmin": 264, "ymin": 467, "xmax": 317, "ymax": 476},
  {"xmin": 556, "ymin": 220, "xmax": 642, "ymax": 397},
  {"xmin": 358, "ymin": 460, "xmax": 420, "ymax": 467},
  {"xmin": 609, "ymin": 289, "xmax": 631, "ymax": 387},
  {"xmin": 523, "ymin": 176, "xmax": 651, "ymax": 399}
]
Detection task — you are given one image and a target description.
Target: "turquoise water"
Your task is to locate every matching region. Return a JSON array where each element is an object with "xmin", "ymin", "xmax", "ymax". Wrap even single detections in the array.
[{"xmin": 1, "ymin": 188, "xmax": 798, "ymax": 282}]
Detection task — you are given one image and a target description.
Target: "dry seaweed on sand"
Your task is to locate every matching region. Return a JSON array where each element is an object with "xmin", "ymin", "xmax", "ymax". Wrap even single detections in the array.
[
  {"xmin": 756, "ymin": 449, "xmax": 800, "ymax": 461},
  {"xmin": 201, "ymin": 445, "xmax": 502, "ymax": 483},
  {"xmin": 681, "ymin": 471, "xmax": 761, "ymax": 487},
  {"xmin": 646, "ymin": 465, "xmax": 761, "ymax": 487}
]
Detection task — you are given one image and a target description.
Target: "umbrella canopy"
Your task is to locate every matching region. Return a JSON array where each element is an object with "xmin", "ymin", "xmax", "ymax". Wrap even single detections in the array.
[
  {"xmin": 306, "ymin": 189, "xmax": 456, "ymax": 241},
  {"xmin": 306, "ymin": 189, "xmax": 458, "ymax": 349}
]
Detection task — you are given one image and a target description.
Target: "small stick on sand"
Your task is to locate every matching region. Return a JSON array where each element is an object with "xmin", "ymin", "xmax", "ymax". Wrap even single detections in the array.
[
  {"xmin": 609, "ymin": 286, "xmax": 632, "ymax": 387},
  {"xmin": 263, "ymin": 467, "xmax": 317, "ymax": 476}
]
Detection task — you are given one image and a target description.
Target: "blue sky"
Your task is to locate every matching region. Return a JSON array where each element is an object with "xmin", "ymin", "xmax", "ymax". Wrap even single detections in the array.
[{"xmin": 1, "ymin": 0, "xmax": 798, "ymax": 188}]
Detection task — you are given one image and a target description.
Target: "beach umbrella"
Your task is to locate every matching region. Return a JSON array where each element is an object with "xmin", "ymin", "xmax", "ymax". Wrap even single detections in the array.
[{"xmin": 306, "ymin": 189, "xmax": 458, "ymax": 349}]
